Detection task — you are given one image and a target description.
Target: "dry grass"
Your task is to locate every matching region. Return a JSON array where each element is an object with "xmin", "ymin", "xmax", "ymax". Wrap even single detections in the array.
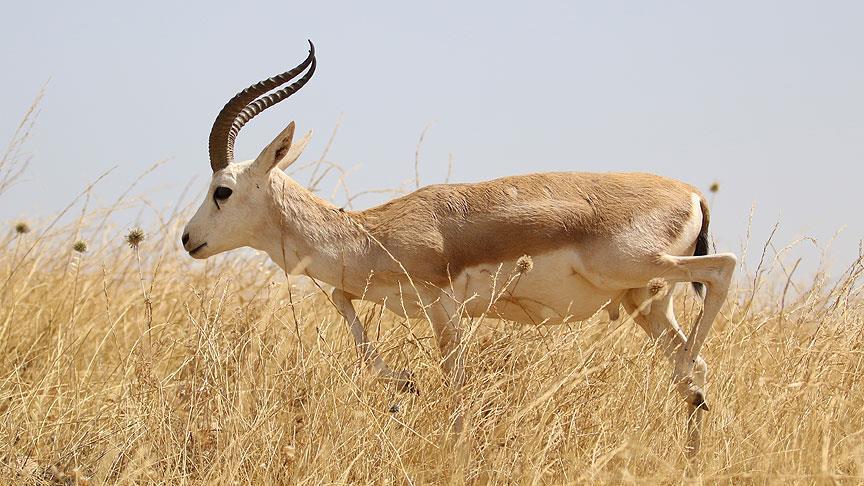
[
  {"xmin": 2, "ymin": 112, "xmax": 864, "ymax": 484},
  {"xmin": 0, "ymin": 197, "xmax": 861, "ymax": 485}
]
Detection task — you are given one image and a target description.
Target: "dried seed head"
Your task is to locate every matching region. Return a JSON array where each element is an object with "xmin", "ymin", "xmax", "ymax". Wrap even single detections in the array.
[
  {"xmin": 125, "ymin": 228, "xmax": 146, "ymax": 249},
  {"xmin": 14, "ymin": 221, "xmax": 30, "ymax": 234},
  {"xmin": 73, "ymin": 240, "xmax": 88, "ymax": 253},
  {"xmin": 515, "ymin": 255, "xmax": 534, "ymax": 274},
  {"xmin": 709, "ymin": 181, "xmax": 720, "ymax": 193},
  {"xmin": 648, "ymin": 277, "xmax": 668, "ymax": 295}
]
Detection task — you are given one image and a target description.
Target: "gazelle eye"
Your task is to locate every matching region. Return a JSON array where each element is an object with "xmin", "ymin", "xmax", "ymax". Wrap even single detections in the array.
[
  {"xmin": 214, "ymin": 187, "xmax": 233, "ymax": 200},
  {"xmin": 213, "ymin": 186, "xmax": 233, "ymax": 209}
]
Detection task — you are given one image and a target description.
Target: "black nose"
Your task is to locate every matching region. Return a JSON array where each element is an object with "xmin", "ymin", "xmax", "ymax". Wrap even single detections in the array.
[{"xmin": 181, "ymin": 233, "xmax": 189, "ymax": 246}]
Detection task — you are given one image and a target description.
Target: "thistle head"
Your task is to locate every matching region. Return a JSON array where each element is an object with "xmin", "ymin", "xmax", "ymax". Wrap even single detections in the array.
[
  {"xmin": 648, "ymin": 277, "xmax": 668, "ymax": 296},
  {"xmin": 73, "ymin": 240, "xmax": 88, "ymax": 253},
  {"xmin": 515, "ymin": 255, "xmax": 534, "ymax": 274},
  {"xmin": 709, "ymin": 181, "xmax": 720, "ymax": 194},
  {"xmin": 125, "ymin": 228, "xmax": 146, "ymax": 249},
  {"xmin": 14, "ymin": 221, "xmax": 30, "ymax": 235}
]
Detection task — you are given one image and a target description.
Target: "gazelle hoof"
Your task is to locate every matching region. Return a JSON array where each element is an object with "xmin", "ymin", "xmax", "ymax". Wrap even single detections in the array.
[
  {"xmin": 691, "ymin": 389, "xmax": 710, "ymax": 411},
  {"xmin": 396, "ymin": 370, "xmax": 420, "ymax": 395}
]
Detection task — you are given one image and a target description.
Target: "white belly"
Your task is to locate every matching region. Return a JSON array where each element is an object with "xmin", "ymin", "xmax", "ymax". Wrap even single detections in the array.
[
  {"xmin": 355, "ymin": 249, "xmax": 624, "ymax": 324},
  {"xmin": 452, "ymin": 248, "xmax": 620, "ymax": 325}
]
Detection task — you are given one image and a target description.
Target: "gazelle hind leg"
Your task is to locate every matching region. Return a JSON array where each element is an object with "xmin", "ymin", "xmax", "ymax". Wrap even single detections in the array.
[
  {"xmin": 658, "ymin": 252, "xmax": 736, "ymax": 407},
  {"xmin": 624, "ymin": 286, "xmax": 708, "ymax": 395},
  {"xmin": 624, "ymin": 286, "xmax": 708, "ymax": 456}
]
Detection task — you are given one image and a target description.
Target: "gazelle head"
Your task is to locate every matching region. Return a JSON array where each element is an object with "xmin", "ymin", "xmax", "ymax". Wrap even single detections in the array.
[{"xmin": 182, "ymin": 42, "xmax": 316, "ymax": 259}]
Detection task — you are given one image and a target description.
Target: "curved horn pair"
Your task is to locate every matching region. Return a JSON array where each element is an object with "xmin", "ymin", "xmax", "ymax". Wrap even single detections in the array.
[{"xmin": 208, "ymin": 40, "xmax": 317, "ymax": 173}]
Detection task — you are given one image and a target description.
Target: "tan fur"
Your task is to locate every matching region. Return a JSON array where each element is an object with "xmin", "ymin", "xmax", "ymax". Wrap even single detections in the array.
[
  {"xmin": 183, "ymin": 123, "xmax": 735, "ymax": 454},
  {"xmin": 353, "ymin": 172, "xmax": 698, "ymax": 286}
]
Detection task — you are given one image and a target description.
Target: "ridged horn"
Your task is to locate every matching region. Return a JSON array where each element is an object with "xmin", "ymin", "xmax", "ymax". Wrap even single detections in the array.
[{"xmin": 208, "ymin": 40, "xmax": 316, "ymax": 172}]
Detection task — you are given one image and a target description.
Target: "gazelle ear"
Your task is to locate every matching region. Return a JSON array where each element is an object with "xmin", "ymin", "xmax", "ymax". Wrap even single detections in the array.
[
  {"xmin": 276, "ymin": 129, "xmax": 313, "ymax": 170},
  {"xmin": 254, "ymin": 121, "xmax": 296, "ymax": 173}
]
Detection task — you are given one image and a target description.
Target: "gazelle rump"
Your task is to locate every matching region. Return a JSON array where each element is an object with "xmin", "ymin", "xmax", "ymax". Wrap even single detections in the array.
[{"xmin": 182, "ymin": 41, "xmax": 737, "ymax": 455}]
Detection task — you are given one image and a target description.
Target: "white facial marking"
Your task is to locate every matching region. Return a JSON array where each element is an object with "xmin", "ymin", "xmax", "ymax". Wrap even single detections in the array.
[
  {"xmin": 182, "ymin": 160, "xmax": 267, "ymax": 259},
  {"xmin": 183, "ymin": 122, "xmax": 303, "ymax": 260}
]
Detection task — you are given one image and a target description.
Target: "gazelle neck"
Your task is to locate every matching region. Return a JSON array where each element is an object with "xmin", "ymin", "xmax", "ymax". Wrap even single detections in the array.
[{"xmin": 249, "ymin": 171, "xmax": 372, "ymax": 289}]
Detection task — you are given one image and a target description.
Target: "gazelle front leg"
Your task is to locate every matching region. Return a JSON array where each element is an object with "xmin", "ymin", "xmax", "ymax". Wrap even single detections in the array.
[
  {"xmin": 331, "ymin": 288, "xmax": 417, "ymax": 393},
  {"xmin": 428, "ymin": 300, "xmax": 466, "ymax": 432},
  {"xmin": 428, "ymin": 301, "xmax": 465, "ymax": 388}
]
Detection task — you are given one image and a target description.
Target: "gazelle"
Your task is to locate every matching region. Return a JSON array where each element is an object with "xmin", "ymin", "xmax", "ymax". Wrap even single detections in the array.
[{"xmin": 182, "ymin": 41, "xmax": 737, "ymax": 453}]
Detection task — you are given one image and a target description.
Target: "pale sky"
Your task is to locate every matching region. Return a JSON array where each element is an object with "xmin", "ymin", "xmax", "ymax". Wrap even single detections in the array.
[{"xmin": 2, "ymin": 1, "xmax": 862, "ymax": 277}]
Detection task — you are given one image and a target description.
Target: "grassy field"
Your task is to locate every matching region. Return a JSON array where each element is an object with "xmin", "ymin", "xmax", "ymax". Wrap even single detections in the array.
[{"xmin": 2, "ymin": 119, "xmax": 864, "ymax": 484}]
